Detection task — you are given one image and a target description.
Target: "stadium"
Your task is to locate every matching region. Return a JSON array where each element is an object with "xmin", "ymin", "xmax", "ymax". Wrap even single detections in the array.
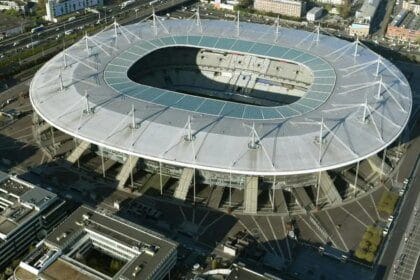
[{"xmin": 30, "ymin": 13, "xmax": 412, "ymax": 214}]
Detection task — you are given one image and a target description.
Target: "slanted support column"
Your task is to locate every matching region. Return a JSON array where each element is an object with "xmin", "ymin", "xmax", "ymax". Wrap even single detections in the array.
[
  {"xmin": 353, "ymin": 37, "xmax": 359, "ymax": 58},
  {"xmin": 316, "ymin": 171, "xmax": 321, "ymax": 207},
  {"xmin": 129, "ymin": 155, "xmax": 134, "ymax": 189},
  {"xmin": 152, "ymin": 8, "xmax": 158, "ymax": 36},
  {"xmin": 244, "ymin": 176, "xmax": 258, "ymax": 214},
  {"xmin": 101, "ymin": 148, "xmax": 105, "ymax": 178},
  {"xmin": 59, "ymin": 69, "xmax": 64, "ymax": 91},
  {"xmin": 159, "ymin": 161, "xmax": 163, "ymax": 195},
  {"xmin": 380, "ymin": 148, "xmax": 387, "ymax": 180},
  {"xmin": 315, "ymin": 24, "xmax": 320, "ymax": 43},
  {"xmin": 375, "ymin": 56, "xmax": 381, "ymax": 77},
  {"xmin": 50, "ymin": 127, "xmax": 55, "ymax": 147},
  {"xmin": 274, "ymin": 16, "xmax": 280, "ymax": 42},
  {"xmin": 354, "ymin": 161, "xmax": 360, "ymax": 197},
  {"xmin": 228, "ymin": 171, "xmax": 232, "ymax": 207},
  {"xmin": 236, "ymin": 11, "xmax": 240, "ymax": 37},
  {"xmin": 193, "ymin": 168, "xmax": 196, "ymax": 204},
  {"xmin": 272, "ymin": 176, "xmax": 276, "ymax": 211}
]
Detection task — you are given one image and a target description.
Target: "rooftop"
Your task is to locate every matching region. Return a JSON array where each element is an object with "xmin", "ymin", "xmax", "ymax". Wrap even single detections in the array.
[
  {"xmin": 40, "ymin": 205, "xmax": 177, "ymax": 279},
  {"xmin": 0, "ymin": 13, "xmax": 25, "ymax": 32},
  {"xmin": 355, "ymin": 0, "xmax": 381, "ymax": 22},
  {"xmin": 0, "ymin": 171, "xmax": 57, "ymax": 240},
  {"xmin": 226, "ymin": 264, "xmax": 278, "ymax": 280}
]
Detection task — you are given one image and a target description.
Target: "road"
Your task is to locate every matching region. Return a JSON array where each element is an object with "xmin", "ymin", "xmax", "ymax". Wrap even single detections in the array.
[
  {"xmin": 376, "ymin": 122, "xmax": 420, "ymax": 279},
  {"xmin": 372, "ymin": 0, "xmax": 396, "ymax": 37},
  {"xmin": 391, "ymin": 188, "xmax": 420, "ymax": 280},
  {"xmin": 0, "ymin": 0, "xmax": 194, "ymax": 53}
]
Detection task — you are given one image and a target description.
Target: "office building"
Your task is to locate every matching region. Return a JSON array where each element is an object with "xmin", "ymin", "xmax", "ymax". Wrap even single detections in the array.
[
  {"xmin": 16, "ymin": 205, "xmax": 178, "ymax": 280},
  {"xmin": 45, "ymin": 0, "xmax": 103, "ymax": 22},
  {"xmin": 254, "ymin": 0, "xmax": 306, "ymax": 18},
  {"xmin": 349, "ymin": 0, "xmax": 381, "ymax": 37},
  {"xmin": 306, "ymin": 7, "xmax": 324, "ymax": 21},
  {"xmin": 0, "ymin": 171, "xmax": 71, "ymax": 269}
]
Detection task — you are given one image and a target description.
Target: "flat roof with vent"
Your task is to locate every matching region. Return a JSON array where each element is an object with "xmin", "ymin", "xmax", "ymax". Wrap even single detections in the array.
[
  {"xmin": 0, "ymin": 171, "xmax": 57, "ymax": 240},
  {"xmin": 43, "ymin": 205, "xmax": 177, "ymax": 280}
]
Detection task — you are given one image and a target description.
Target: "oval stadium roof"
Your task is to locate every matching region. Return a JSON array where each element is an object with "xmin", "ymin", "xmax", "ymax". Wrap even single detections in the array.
[{"xmin": 30, "ymin": 19, "xmax": 412, "ymax": 176}]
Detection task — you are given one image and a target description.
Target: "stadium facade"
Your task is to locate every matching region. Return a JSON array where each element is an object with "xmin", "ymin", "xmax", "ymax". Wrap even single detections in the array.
[{"xmin": 30, "ymin": 13, "xmax": 412, "ymax": 214}]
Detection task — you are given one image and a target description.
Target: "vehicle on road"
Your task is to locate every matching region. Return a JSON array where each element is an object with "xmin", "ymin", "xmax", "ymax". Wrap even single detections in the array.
[
  {"xmin": 31, "ymin": 25, "xmax": 45, "ymax": 34},
  {"xmin": 26, "ymin": 40, "xmax": 40, "ymax": 48}
]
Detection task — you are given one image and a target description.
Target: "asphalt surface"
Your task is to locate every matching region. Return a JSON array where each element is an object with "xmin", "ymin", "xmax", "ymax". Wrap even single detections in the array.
[
  {"xmin": 0, "ymin": 0, "xmax": 193, "ymax": 53},
  {"xmin": 377, "ymin": 123, "xmax": 420, "ymax": 279}
]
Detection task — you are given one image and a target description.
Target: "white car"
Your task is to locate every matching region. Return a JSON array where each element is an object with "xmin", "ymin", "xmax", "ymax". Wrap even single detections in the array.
[{"xmin": 399, "ymin": 187, "xmax": 406, "ymax": 196}]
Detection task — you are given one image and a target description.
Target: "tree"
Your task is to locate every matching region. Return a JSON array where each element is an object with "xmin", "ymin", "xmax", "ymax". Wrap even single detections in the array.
[
  {"xmin": 324, "ymin": 4, "xmax": 332, "ymax": 12},
  {"xmin": 36, "ymin": 0, "xmax": 47, "ymax": 17},
  {"xmin": 237, "ymin": 0, "xmax": 253, "ymax": 10},
  {"xmin": 110, "ymin": 259, "xmax": 123, "ymax": 273},
  {"xmin": 338, "ymin": 0, "xmax": 351, "ymax": 19}
]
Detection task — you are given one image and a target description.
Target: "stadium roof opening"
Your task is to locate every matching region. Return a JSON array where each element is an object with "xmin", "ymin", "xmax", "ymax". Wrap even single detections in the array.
[
  {"xmin": 127, "ymin": 46, "xmax": 314, "ymax": 107},
  {"xmin": 106, "ymin": 35, "xmax": 335, "ymax": 120}
]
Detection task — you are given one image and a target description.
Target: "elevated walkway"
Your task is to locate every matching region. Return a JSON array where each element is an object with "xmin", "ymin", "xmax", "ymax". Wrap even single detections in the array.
[
  {"xmin": 116, "ymin": 156, "xmax": 139, "ymax": 188},
  {"xmin": 173, "ymin": 168, "xmax": 194, "ymax": 201},
  {"xmin": 66, "ymin": 141, "xmax": 90, "ymax": 164},
  {"xmin": 320, "ymin": 172, "xmax": 342, "ymax": 206},
  {"xmin": 244, "ymin": 176, "xmax": 258, "ymax": 214}
]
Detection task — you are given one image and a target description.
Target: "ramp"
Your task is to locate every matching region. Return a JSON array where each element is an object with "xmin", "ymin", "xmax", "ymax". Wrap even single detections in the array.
[
  {"xmin": 173, "ymin": 168, "xmax": 194, "ymax": 201},
  {"xmin": 244, "ymin": 176, "xmax": 258, "ymax": 214},
  {"xmin": 116, "ymin": 156, "xmax": 139, "ymax": 188},
  {"xmin": 66, "ymin": 141, "xmax": 90, "ymax": 164}
]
